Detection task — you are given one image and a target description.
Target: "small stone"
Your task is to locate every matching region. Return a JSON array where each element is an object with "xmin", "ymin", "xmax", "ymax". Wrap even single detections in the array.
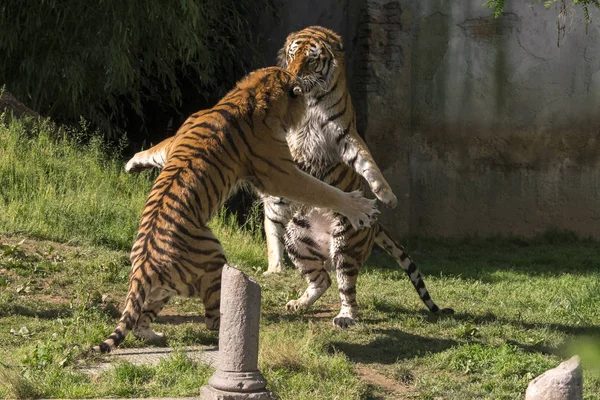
[{"xmin": 525, "ymin": 356, "xmax": 583, "ymax": 400}]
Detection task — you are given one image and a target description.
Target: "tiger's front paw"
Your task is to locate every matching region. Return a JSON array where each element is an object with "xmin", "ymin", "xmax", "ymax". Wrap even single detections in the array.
[
  {"xmin": 371, "ymin": 181, "xmax": 397, "ymax": 209},
  {"xmin": 343, "ymin": 191, "xmax": 380, "ymax": 231},
  {"xmin": 124, "ymin": 158, "xmax": 143, "ymax": 173}
]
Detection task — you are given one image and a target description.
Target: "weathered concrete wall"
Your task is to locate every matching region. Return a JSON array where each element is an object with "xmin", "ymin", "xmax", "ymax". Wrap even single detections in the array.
[
  {"xmin": 408, "ymin": 1, "xmax": 600, "ymax": 237},
  {"xmin": 261, "ymin": 0, "xmax": 600, "ymax": 238}
]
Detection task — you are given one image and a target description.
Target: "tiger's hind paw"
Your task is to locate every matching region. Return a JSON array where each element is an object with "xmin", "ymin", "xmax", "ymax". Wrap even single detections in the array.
[
  {"xmin": 333, "ymin": 316, "xmax": 356, "ymax": 328},
  {"xmin": 285, "ymin": 299, "xmax": 308, "ymax": 313},
  {"xmin": 205, "ymin": 316, "xmax": 220, "ymax": 331},
  {"xmin": 333, "ymin": 308, "xmax": 357, "ymax": 328},
  {"xmin": 134, "ymin": 328, "xmax": 165, "ymax": 343}
]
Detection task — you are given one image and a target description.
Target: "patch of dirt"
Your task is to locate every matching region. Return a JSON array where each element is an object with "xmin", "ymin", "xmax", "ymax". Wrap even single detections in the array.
[
  {"xmin": 0, "ymin": 268, "xmax": 19, "ymax": 279},
  {"xmin": 34, "ymin": 294, "xmax": 70, "ymax": 305},
  {"xmin": 356, "ymin": 364, "xmax": 411, "ymax": 399},
  {"xmin": 0, "ymin": 234, "xmax": 78, "ymax": 257}
]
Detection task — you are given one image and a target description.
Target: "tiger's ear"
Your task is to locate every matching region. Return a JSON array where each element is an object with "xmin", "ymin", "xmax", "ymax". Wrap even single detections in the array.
[
  {"xmin": 277, "ymin": 41, "xmax": 289, "ymax": 68},
  {"xmin": 322, "ymin": 42, "xmax": 337, "ymax": 66}
]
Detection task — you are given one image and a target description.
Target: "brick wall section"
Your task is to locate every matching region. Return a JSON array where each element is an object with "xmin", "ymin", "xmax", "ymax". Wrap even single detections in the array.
[{"xmin": 348, "ymin": 0, "xmax": 412, "ymax": 236}]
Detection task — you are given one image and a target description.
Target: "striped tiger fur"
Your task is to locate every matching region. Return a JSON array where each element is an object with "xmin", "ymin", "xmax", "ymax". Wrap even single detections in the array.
[
  {"xmin": 93, "ymin": 66, "xmax": 379, "ymax": 353},
  {"xmin": 124, "ymin": 26, "xmax": 453, "ymax": 328}
]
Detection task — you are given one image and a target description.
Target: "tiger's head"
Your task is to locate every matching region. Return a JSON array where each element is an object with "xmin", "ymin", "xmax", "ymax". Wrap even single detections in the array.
[{"xmin": 277, "ymin": 26, "xmax": 344, "ymax": 96}]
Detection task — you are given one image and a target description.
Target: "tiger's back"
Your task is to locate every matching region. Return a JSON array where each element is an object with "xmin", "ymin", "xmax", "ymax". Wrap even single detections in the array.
[{"xmin": 94, "ymin": 65, "xmax": 379, "ymax": 352}]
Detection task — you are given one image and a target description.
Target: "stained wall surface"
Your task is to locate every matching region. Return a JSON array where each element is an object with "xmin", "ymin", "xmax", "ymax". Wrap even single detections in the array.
[{"xmin": 262, "ymin": 0, "xmax": 600, "ymax": 238}]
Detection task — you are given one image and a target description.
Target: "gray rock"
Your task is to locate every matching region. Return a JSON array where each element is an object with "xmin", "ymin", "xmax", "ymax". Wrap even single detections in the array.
[{"xmin": 525, "ymin": 356, "xmax": 583, "ymax": 400}]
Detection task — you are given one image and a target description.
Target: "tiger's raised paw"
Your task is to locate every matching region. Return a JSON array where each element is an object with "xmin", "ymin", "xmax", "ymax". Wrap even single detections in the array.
[
  {"xmin": 343, "ymin": 191, "xmax": 379, "ymax": 231},
  {"xmin": 370, "ymin": 180, "xmax": 397, "ymax": 209}
]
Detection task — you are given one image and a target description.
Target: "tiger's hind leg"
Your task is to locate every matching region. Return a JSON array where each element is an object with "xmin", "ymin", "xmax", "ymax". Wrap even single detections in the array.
[
  {"xmin": 263, "ymin": 196, "xmax": 292, "ymax": 275},
  {"xmin": 198, "ymin": 262, "xmax": 223, "ymax": 331},
  {"xmin": 330, "ymin": 216, "xmax": 376, "ymax": 328},
  {"xmin": 284, "ymin": 209, "xmax": 332, "ymax": 312},
  {"xmin": 134, "ymin": 290, "xmax": 173, "ymax": 342}
]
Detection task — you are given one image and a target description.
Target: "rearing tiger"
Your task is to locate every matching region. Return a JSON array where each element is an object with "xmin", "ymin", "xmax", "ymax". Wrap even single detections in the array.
[
  {"xmin": 125, "ymin": 26, "xmax": 453, "ymax": 328},
  {"xmin": 93, "ymin": 66, "xmax": 379, "ymax": 353}
]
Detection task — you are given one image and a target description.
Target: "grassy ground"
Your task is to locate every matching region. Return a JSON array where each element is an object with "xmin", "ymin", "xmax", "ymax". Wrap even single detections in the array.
[{"xmin": 0, "ymin": 115, "xmax": 599, "ymax": 399}]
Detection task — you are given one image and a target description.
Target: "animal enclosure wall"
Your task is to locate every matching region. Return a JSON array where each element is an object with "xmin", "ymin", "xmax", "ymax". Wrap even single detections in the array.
[{"xmin": 261, "ymin": 0, "xmax": 600, "ymax": 238}]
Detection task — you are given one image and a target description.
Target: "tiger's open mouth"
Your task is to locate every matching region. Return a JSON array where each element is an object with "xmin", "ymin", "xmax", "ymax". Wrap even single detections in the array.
[{"xmin": 298, "ymin": 74, "xmax": 329, "ymax": 96}]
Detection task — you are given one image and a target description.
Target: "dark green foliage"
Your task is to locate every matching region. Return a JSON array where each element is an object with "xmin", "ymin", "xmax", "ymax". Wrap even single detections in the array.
[
  {"xmin": 0, "ymin": 0, "xmax": 268, "ymax": 138},
  {"xmin": 484, "ymin": 0, "xmax": 600, "ymax": 22}
]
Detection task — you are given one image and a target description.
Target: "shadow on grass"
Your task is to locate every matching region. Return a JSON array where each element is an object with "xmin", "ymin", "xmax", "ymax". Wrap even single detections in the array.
[
  {"xmin": 365, "ymin": 237, "xmax": 600, "ymax": 280},
  {"xmin": 371, "ymin": 302, "xmax": 600, "ymax": 338},
  {"xmin": 449, "ymin": 310, "xmax": 600, "ymax": 337},
  {"xmin": 0, "ymin": 303, "xmax": 73, "ymax": 319},
  {"xmin": 155, "ymin": 314, "xmax": 205, "ymax": 325},
  {"xmin": 329, "ymin": 328, "xmax": 457, "ymax": 364}
]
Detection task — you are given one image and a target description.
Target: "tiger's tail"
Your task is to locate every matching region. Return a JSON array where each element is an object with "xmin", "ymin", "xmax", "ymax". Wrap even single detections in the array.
[
  {"xmin": 374, "ymin": 227, "xmax": 454, "ymax": 315},
  {"xmin": 92, "ymin": 268, "xmax": 151, "ymax": 353}
]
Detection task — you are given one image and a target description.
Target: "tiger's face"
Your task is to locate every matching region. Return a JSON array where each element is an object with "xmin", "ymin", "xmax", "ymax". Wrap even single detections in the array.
[{"xmin": 277, "ymin": 27, "xmax": 344, "ymax": 96}]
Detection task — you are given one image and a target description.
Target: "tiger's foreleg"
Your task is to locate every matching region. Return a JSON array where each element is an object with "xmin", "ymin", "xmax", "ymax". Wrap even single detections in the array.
[
  {"xmin": 253, "ymin": 159, "xmax": 379, "ymax": 231},
  {"xmin": 262, "ymin": 196, "xmax": 292, "ymax": 275},
  {"xmin": 284, "ymin": 209, "xmax": 332, "ymax": 312},
  {"xmin": 338, "ymin": 128, "xmax": 398, "ymax": 209}
]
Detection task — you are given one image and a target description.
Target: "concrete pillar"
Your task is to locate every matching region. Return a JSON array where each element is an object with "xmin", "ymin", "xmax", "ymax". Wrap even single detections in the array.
[{"xmin": 200, "ymin": 264, "xmax": 272, "ymax": 400}]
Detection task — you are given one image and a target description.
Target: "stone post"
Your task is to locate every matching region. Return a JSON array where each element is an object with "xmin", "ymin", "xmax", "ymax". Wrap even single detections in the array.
[{"xmin": 200, "ymin": 264, "xmax": 272, "ymax": 400}]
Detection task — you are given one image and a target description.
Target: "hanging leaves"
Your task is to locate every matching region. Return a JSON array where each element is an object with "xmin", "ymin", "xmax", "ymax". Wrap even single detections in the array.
[{"xmin": 0, "ymin": 0, "xmax": 268, "ymax": 138}]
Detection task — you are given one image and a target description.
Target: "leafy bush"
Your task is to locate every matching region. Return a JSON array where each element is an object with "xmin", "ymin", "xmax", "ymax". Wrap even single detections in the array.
[
  {"xmin": 484, "ymin": 0, "xmax": 600, "ymax": 21},
  {"xmin": 0, "ymin": 0, "xmax": 269, "ymax": 138}
]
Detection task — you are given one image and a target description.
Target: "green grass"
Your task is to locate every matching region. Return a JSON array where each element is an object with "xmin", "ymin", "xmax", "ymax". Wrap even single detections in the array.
[
  {"xmin": 0, "ymin": 115, "xmax": 599, "ymax": 399},
  {"xmin": 0, "ymin": 114, "xmax": 152, "ymax": 250}
]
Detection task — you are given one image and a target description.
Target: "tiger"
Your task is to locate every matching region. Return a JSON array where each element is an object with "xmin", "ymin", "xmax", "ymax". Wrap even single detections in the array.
[
  {"xmin": 124, "ymin": 26, "xmax": 453, "ymax": 329},
  {"xmin": 93, "ymin": 66, "xmax": 380, "ymax": 353}
]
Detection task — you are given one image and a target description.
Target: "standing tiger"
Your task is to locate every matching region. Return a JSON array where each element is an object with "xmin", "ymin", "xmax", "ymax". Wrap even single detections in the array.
[
  {"xmin": 125, "ymin": 26, "xmax": 453, "ymax": 328},
  {"xmin": 93, "ymin": 66, "xmax": 379, "ymax": 353}
]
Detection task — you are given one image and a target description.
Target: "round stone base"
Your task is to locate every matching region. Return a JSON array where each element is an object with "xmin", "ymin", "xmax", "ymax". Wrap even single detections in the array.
[
  {"xmin": 208, "ymin": 370, "xmax": 267, "ymax": 393},
  {"xmin": 200, "ymin": 385, "xmax": 272, "ymax": 400}
]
